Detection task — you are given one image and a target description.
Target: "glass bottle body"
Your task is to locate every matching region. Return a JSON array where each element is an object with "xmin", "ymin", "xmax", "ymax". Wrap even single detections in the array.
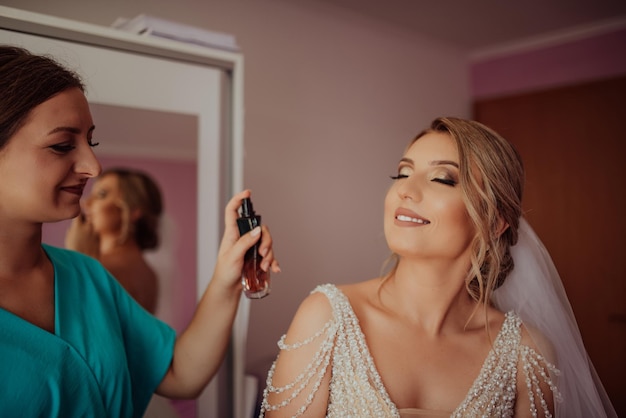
[{"xmin": 237, "ymin": 198, "xmax": 270, "ymax": 299}]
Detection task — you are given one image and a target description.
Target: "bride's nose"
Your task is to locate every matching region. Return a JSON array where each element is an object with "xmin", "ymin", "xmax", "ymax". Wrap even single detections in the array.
[{"xmin": 396, "ymin": 179, "xmax": 421, "ymax": 201}]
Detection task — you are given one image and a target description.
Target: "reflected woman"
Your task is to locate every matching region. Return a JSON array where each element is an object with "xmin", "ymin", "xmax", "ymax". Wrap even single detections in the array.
[{"xmin": 66, "ymin": 167, "xmax": 162, "ymax": 313}]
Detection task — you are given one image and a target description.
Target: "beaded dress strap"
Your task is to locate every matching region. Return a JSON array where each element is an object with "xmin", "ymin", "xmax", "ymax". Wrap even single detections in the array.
[
  {"xmin": 260, "ymin": 285, "xmax": 340, "ymax": 417},
  {"xmin": 451, "ymin": 312, "xmax": 560, "ymax": 418}
]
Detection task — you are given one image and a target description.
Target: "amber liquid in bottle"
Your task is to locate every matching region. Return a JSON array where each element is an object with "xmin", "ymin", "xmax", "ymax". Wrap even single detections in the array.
[{"xmin": 236, "ymin": 198, "xmax": 270, "ymax": 299}]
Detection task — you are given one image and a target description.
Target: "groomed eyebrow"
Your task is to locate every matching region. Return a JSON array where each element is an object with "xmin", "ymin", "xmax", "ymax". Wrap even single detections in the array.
[
  {"xmin": 47, "ymin": 125, "xmax": 96, "ymax": 135},
  {"xmin": 429, "ymin": 159, "xmax": 459, "ymax": 168},
  {"xmin": 398, "ymin": 157, "xmax": 459, "ymax": 168}
]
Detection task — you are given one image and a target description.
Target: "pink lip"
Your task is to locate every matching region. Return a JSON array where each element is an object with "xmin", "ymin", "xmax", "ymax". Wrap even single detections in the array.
[{"xmin": 394, "ymin": 207, "xmax": 431, "ymax": 226}]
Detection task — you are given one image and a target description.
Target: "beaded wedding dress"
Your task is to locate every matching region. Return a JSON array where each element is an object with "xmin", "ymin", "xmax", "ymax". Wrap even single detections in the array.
[
  {"xmin": 261, "ymin": 284, "xmax": 556, "ymax": 418},
  {"xmin": 260, "ymin": 219, "xmax": 616, "ymax": 418}
]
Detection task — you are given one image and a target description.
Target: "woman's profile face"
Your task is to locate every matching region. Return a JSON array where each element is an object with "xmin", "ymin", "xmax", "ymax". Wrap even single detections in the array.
[
  {"xmin": 83, "ymin": 173, "xmax": 125, "ymax": 235},
  {"xmin": 384, "ymin": 131, "xmax": 475, "ymax": 263},
  {"xmin": 0, "ymin": 87, "xmax": 100, "ymax": 223}
]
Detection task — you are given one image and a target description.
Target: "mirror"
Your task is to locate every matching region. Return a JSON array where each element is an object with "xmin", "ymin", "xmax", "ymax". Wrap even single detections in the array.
[{"xmin": 90, "ymin": 103, "xmax": 198, "ymax": 331}]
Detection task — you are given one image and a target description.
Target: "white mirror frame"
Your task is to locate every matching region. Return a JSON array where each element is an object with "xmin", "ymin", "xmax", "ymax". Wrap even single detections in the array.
[{"xmin": 0, "ymin": 6, "xmax": 248, "ymax": 418}]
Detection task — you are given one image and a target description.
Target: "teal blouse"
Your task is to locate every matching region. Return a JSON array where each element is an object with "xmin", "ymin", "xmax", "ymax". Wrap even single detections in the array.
[{"xmin": 0, "ymin": 244, "xmax": 176, "ymax": 417}]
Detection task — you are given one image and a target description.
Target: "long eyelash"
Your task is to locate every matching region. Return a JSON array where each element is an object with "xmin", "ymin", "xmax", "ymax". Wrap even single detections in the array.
[
  {"xmin": 432, "ymin": 178, "xmax": 456, "ymax": 186},
  {"xmin": 390, "ymin": 174, "xmax": 408, "ymax": 180},
  {"xmin": 89, "ymin": 139, "xmax": 100, "ymax": 147}
]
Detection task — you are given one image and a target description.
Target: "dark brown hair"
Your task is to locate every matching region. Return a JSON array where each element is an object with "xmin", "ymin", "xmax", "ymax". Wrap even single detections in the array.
[{"xmin": 0, "ymin": 45, "xmax": 84, "ymax": 149}]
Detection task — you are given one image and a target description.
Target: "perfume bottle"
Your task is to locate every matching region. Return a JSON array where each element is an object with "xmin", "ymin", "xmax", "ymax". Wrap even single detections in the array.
[{"xmin": 236, "ymin": 197, "xmax": 270, "ymax": 299}]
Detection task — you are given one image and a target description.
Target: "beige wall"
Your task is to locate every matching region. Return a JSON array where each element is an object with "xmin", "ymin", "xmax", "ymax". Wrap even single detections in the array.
[{"xmin": 2, "ymin": 0, "xmax": 470, "ymax": 387}]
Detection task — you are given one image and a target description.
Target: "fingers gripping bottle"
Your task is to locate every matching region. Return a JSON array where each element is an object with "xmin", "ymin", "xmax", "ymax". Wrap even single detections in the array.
[{"xmin": 236, "ymin": 198, "xmax": 270, "ymax": 299}]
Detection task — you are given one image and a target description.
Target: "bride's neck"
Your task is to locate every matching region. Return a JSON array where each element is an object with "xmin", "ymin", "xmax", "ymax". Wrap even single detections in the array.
[{"xmin": 381, "ymin": 259, "xmax": 477, "ymax": 335}]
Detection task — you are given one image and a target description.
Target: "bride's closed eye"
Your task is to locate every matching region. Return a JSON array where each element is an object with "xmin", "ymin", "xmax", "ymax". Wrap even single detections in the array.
[
  {"xmin": 390, "ymin": 163, "xmax": 412, "ymax": 180},
  {"xmin": 431, "ymin": 177, "xmax": 457, "ymax": 186},
  {"xmin": 390, "ymin": 174, "xmax": 408, "ymax": 180}
]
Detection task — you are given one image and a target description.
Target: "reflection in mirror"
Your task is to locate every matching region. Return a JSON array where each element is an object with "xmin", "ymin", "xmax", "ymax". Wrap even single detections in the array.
[{"xmin": 42, "ymin": 103, "xmax": 199, "ymax": 417}]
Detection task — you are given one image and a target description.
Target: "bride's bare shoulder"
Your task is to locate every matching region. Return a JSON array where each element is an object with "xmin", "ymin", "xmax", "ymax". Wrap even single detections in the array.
[{"xmin": 337, "ymin": 278, "xmax": 380, "ymax": 297}]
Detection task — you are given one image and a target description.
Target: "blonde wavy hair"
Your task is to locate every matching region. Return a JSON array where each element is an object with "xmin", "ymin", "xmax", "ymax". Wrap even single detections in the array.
[{"xmin": 382, "ymin": 117, "xmax": 525, "ymax": 313}]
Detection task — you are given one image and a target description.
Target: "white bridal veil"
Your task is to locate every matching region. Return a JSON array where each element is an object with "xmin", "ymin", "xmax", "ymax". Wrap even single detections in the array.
[{"xmin": 493, "ymin": 218, "xmax": 617, "ymax": 418}]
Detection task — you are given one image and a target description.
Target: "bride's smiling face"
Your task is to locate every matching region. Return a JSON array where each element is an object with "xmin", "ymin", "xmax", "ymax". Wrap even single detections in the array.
[{"xmin": 384, "ymin": 131, "xmax": 475, "ymax": 261}]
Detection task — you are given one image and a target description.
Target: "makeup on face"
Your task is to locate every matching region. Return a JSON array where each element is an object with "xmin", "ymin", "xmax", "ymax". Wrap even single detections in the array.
[{"xmin": 236, "ymin": 197, "xmax": 270, "ymax": 299}]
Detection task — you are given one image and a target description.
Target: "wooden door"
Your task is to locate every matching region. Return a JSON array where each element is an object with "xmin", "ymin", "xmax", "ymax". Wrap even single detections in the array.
[{"xmin": 474, "ymin": 76, "xmax": 626, "ymax": 415}]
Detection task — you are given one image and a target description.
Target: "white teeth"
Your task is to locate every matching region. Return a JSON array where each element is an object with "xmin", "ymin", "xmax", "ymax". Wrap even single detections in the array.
[{"xmin": 397, "ymin": 215, "xmax": 429, "ymax": 224}]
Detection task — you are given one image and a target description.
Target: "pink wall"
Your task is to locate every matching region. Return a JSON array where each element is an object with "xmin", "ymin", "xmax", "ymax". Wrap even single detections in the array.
[{"xmin": 471, "ymin": 27, "xmax": 626, "ymax": 99}]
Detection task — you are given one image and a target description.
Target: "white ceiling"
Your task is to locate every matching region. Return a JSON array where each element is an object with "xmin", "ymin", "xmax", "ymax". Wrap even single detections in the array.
[{"xmin": 312, "ymin": 0, "xmax": 626, "ymax": 53}]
